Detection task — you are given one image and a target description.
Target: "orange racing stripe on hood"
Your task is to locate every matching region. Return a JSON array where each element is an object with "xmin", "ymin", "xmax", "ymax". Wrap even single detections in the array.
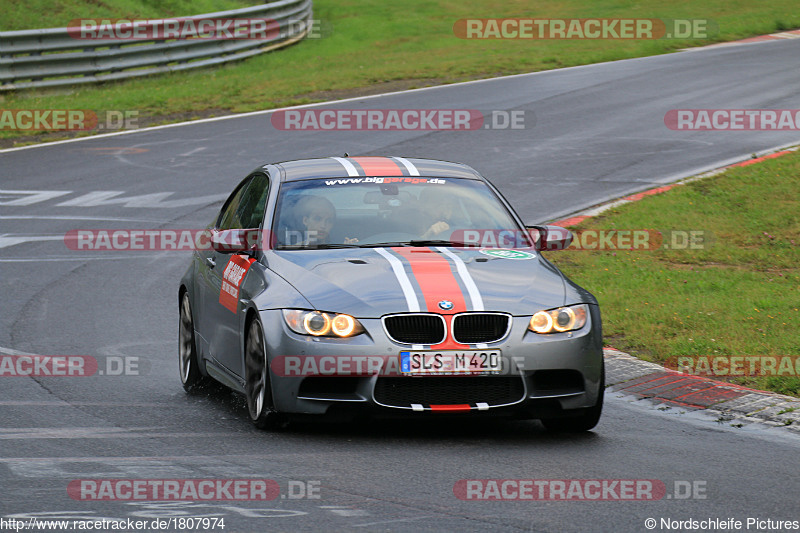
[{"xmin": 391, "ymin": 247, "xmax": 469, "ymax": 348}]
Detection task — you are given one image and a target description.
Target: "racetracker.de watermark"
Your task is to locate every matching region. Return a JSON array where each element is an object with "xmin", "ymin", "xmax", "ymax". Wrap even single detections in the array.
[
  {"xmin": 67, "ymin": 479, "xmax": 321, "ymax": 501},
  {"xmin": 0, "ymin": 355, "xmax": 145, "ymax": 377},
  {"xmin": 65, "ymin": 229, "xmax": 220, "ymax": 251},
  {"xmin": 664, "ymin": 355, "xmax": 800, "ymax": 377},
  {"xmin": 458, "ymin": 229, "xmax": 713, "ymax": 251},
  {"xmin": 67, "ymin": 18, "xmax": 323, "ymax": 40},
  {"xmin": 453, "ymin": 479, "xmax": 708, "ymax": 500},
  {"xmin": 62, "ymin": 228, "xmax": 714, "ymax": 251},
  {"xmin": 270, "ymin": 109, "xmax": 532, "ymax": 130},
  {"xmin": 270, "ymin": 354, "xmax": 523, "ymax": 377},
  {"xmin": 0, "ymin": 110, "xmax": 139, "ymax": 131},
  {"xmin": 665, "ymin": 109, "xmax": 800, "ymax": 130},
  {"xmin": 453, "ymin": 18, "xmax": 717, "ymax": 39}
]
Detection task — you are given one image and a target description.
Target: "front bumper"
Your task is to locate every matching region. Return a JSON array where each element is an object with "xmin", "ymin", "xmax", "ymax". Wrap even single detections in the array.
[{"xmin": 260, "ymin": 306, "xmax": 603, "ymax": 419}]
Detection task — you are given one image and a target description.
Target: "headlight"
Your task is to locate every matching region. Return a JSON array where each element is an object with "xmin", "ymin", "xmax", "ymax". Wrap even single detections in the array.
[
  {"xmin": 529, "ymin": 304, "xmax": 588, "ymax": 334},
  {"xmin": 283, "ymin": 309, "xmax": 364, "ymax": 337}
]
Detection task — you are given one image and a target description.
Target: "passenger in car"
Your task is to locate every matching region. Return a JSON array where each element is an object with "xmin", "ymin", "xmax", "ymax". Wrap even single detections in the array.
[{"xmin": 419, "ymin": 188, "xmax": 461, "ymax": 239}]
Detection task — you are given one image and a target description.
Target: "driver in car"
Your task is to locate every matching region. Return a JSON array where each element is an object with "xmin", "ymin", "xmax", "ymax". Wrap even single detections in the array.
[{"xmin": 295, "ymin": 195, "xmax": 358, "ymax": 245}]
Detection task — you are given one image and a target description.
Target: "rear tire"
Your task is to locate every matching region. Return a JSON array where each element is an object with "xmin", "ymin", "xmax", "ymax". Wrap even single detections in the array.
[
  {"xmin": 179, "ymin": 292, "xmax": 209, "ymax": 392},
  {"xmin": 245, "ymin": 318, "xmax": 286, "ymax": 430},
  {"xmin": 541, "ymin": 366, "xmax": 604, "ymax": 432}
]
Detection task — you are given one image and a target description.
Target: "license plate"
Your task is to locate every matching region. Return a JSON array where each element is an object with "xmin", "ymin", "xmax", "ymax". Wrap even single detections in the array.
[{"xmin": 400, "ymin": 350, "xmax": 502, "ymax": 375}]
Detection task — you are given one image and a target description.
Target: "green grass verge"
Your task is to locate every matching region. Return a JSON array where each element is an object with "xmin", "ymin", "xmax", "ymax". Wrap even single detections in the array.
[
  {"xmin": 0, "ymin": 0, "xmax": 256, "ymax": 31},
  {"xmin": 2, "ymin": 0, "xmax": 800, "ymax": 144},
  {"xmin": 547, "ymin": 151, "xmax": 800, "ymax": 397}
]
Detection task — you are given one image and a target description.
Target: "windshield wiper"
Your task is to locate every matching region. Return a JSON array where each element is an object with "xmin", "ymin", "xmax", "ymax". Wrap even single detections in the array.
[
  {"xmin": 309, "ymin": 243, "xmax": 362, "ymax": 249},
  {"xmin": 357, "ymin": 240, "xmax": 472, "ymax": 248},
  {"xmin": 280, "ymin": 240, "xmax": 476, "ymax": 249},
  {"xmin": 355, "ymin": 242, "xmax": 412, "ymax": 248},
  {"xmin": 406, "ymin": 239, "xmax": 471, "ymax": 247},
  {"xmin": 276, "ymin": 243, "xmax": 361, "ymax": 250}
]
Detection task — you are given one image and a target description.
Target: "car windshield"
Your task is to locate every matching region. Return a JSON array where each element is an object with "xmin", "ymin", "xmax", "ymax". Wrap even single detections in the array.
[{"xmin": 272, "ymin": 176, "xmax": 532, "ymax": 250}]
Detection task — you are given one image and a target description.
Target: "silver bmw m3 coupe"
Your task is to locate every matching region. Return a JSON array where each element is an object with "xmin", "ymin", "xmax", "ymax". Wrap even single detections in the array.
[{"xmin": 179, "ymin": 156, "xmax": 603, "ymax": 431}]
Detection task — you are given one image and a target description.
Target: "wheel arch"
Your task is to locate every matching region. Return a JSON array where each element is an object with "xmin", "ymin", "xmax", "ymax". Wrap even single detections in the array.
[
  {"xmin": 178, "ymin": 283, "xmax": 188, "ymax": 306},
  {"xmin": 241, "ymin": 305, "xmax": 263, "ymax": 367}
]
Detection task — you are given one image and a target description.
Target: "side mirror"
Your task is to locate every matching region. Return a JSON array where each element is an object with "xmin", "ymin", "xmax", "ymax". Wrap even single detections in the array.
[
  {"xmin": 211, "ymin": 228, "xmax": 261, "ymax": 253},
  {"xmin": 526, "ymin": 225, "xmax": 573, "ymax": 251}
]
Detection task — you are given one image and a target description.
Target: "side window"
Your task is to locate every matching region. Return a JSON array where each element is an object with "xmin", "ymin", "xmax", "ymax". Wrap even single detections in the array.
[
  {"xmin": 216, "ymin": 174, "xmax": 269, "ymax": 230},
  {"xmin": 217, "ymin": 177, "xmax": 252, "ymax": 230},
  {"xmin": 236, "ymin": 173, "xmax": 270, "ymax": 230}
]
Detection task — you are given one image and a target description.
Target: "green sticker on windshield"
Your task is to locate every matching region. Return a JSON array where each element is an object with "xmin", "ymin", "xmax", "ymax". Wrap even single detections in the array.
[{"xmin": 479, "ymin": 249, "xmax": 535, "ymax": 260}]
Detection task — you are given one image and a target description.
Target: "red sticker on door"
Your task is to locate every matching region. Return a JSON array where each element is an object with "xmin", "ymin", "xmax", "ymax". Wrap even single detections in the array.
[{"xmin": 219, "ymin": 255, "xmax": 256, "ymax": 313}]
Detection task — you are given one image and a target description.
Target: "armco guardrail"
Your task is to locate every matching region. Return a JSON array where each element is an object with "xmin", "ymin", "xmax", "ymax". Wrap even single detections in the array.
[{"xmin": 0, "ymin": 0, "xmax": 312, "ymax": 91}]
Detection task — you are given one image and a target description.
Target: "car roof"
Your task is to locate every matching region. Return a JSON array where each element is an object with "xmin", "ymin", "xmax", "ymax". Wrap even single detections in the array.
[{"xmin": 265, "ymin": 156, "xmax": 484, "ymax": 182}]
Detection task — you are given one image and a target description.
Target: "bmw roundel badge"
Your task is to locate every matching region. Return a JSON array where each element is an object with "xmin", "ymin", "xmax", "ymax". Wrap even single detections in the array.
[{"xmin": 438, "ymin": 300, "xmax": 454, "ymax": 311}]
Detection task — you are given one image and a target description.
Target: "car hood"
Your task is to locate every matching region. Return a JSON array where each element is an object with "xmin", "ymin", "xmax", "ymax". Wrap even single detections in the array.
[{"xmin": 265, "ymin": 247, "xmax": 567, "ymax": 317}]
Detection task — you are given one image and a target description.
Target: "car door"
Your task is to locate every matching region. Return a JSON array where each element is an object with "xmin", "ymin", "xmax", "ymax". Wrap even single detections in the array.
[{"xmin": 197, "ymin": 173, "xmax": 270, "ymax": 377}]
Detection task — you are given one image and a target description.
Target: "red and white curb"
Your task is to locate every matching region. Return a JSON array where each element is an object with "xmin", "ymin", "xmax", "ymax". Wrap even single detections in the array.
[
  {"xmin": 605, "ymin": 349, "xmax": 800, "ymax": 431},
  {"xmin": 683, "ymin": 28, "xmax": 800, "ymax": 51},
  {"xmin": 548, "ymin": 147, "xmax": 800, "ymax": 431}
]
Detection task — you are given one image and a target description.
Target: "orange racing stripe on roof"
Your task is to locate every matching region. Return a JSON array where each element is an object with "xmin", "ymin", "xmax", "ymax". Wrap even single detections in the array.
[{"xmin": 351, "ymin": 156, "xmax": 405, "ymax": 176}]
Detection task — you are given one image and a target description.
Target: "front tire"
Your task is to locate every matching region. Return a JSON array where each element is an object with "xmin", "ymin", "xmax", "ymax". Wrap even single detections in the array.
[
  {"xmin": 245, "ymin": 318, "xmax": 286, "ymax": 430},
  {"xmin": 541, "ymin": 366, "xmax": 604, "ymax": 432},
  {"xmin": 179, "ymin": 292, "xmax": 209, "ymax": 392}
]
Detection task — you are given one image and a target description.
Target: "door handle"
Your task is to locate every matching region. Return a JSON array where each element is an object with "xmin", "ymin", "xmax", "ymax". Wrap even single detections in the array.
[{"xmin": 205, "ymin": 256, "xmax": 216, "ymax": 268}]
